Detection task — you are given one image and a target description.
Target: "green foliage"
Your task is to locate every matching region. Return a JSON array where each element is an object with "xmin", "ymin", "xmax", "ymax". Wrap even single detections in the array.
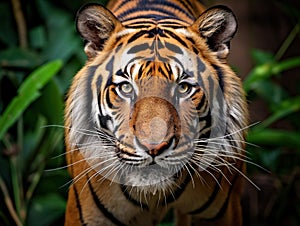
[
  {"xmin": 244, "ymin": 25, "xmax": 300, "ymax": 226},
  {"xmin": 0, "ymin": 0, "xmax": 93, "ymax": 225},
  {"xmin": 0, "ymin": 0, "xmax": 299, "ymax": 226},
  {"xmin": 0, "ymin": 60, "xmax": 62, "ymax": 140},
  {"xmin": 246, "ymin": 44, "xmax": 300, "ymax": 170}
]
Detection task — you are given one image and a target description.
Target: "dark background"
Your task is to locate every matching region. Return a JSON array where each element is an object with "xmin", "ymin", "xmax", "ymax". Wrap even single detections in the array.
[{"xmin": 0, "ymin": 0, "xmax": 299, "ymax": 225}]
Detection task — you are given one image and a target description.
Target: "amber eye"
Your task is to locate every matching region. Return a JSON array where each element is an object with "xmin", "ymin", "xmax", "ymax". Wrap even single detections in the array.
[
  {"xmin": 177, "ymin": 82, "xmax": 191, "ymax": 95},
  {"xmin": 119, "ymin": 82, "xmax": 133, "ymax": 95}
]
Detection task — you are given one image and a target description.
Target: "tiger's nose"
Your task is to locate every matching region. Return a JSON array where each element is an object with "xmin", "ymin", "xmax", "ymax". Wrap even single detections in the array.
[
  {"xmin": 139, "ymin": 116, "xmax": 170, "ymax": 155},
  {"xmin": 141, "ymin": 140, "xmax": 170, "ymax": 156},
  {"xmin": 130, "ymin": 96, "xmax": 181, "ymax": 156}
]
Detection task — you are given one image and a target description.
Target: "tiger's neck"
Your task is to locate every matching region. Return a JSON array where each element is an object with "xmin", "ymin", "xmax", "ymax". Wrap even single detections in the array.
[{"xmin": 107, "ymin": 0, "xmax": 205, "ymax": 26}]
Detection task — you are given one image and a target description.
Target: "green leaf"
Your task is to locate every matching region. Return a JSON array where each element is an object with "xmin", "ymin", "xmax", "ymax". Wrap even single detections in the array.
[
  {"xmin": 26, "ymin": 193, "xmax": 66, "ymax": 226},
  {"xmin": 0, "ymin": 47, "xmax": 41, "ymax": 69},
  {"xmin": 243, "ymin": 63, "xmax": 273, "ymax": 92},
  {"xmin": 251, "ymin": 49, "xmax": 274, "ymax": 65},
  {"xmin": 250, "ymin": 80, "xmax": 286, "ymax": 106},
  {"xmin": 0, "ymin": 60, "xmax": 63, "ymax": 140},
  {"xmin": 254, "ymin": 96, "xmax": 300, "ymax": 130},
  {"xmin": 247, "ymin": 129, "xmax": 300, "ymax": 150},
  {"xmin": 32, "ymin": 79, "xmax": 64, "ymax": 124},
  {"xmin": 29, "ymin": 26, "xmax": 47, "ymax": 49},
  {"xmin": 36, "ymin": 0, "xmax": 81, "ymax": 62},
  {"xmin": 271, "ymin": 57, "xmax": 300, "ymax": 74},
  {"xmin": 243, "ymin": 57, "xmax": 300, "ymax": 93}
]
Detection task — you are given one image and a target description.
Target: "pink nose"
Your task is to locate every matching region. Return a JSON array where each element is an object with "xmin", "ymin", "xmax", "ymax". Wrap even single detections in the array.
[{"xmin": 141, "ymin": 141, "xmax": 169, "ymax": 156}]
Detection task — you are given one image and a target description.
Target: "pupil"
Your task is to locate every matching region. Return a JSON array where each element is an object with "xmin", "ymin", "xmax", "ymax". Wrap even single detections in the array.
[
  {"xmin": 123, "ymin": 84, "xmax": 131, "ymax": 93},
  {"xmin": 180, "ymin": 84, "xmax": 187, "ymax": 92}
]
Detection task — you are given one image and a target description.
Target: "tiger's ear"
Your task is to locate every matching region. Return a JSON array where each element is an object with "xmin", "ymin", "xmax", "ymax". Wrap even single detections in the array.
[
  {"xmin": 192, "ymin": 6, "xmax": 237, "ymax": 60},
  {"xmin": 76, "ymin": 4, "xmax": 122, "ymax": 58}
]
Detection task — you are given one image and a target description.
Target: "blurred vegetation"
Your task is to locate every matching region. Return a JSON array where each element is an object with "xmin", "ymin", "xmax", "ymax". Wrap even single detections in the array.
[
  {"xmin": 243, "ymin": 34, "xmax": 300, "ymax": 226},
  {"xmin": 0, "ymin": 0, "xmax": 299, "ymax": 226}
]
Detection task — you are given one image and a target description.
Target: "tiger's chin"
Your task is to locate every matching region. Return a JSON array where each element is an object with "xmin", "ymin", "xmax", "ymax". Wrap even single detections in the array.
[
  {"xmin": 121, "ymin": 171, "xmax": 178, "ymax": 196},
  {"xmin": 118, "ymin": 163, "xmax": 181, "ymax": 195}
]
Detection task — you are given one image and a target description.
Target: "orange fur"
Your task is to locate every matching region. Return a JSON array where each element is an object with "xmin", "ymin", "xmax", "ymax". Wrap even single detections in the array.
[{"xmin": 65, "ymin": 0, "xmax": 248, "ymax": 225}]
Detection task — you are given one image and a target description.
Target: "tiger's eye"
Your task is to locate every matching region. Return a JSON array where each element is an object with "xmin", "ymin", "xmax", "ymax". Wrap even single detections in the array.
[
  {"xmin": 120, "ymin": 83, "xmax": 133, "ymax": 94},
  {"xmin": 178, "ymin": 83, "xmax": 191, "ymax": 94}
]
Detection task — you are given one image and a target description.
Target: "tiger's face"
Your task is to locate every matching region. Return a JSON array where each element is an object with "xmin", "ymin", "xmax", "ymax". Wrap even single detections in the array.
[{"xmin": 66, "ymin": 4, "xmax": 247, "ymax": 194}]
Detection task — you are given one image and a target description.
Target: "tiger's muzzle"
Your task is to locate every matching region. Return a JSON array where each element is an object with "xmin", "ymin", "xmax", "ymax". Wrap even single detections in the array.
[{"xmin": 130, "ymin": 96, "xmax": 181, "ymax": 156}]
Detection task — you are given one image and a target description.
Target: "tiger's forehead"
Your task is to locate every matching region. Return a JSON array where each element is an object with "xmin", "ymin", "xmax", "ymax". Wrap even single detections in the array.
[
  {"xmin": 110, "ymin": 55, "xmax": 208, "ymax": 88},
  {"xmin": 112, "ymin": 29, "xmax": 203, "ymax": 73},
  {"xmin": 121, "ymin": 60, "xmax": 180, "ymax": 82},
  {"xmin": 93, "ymin": 26, "xmax": 209, "ymax": 84}
]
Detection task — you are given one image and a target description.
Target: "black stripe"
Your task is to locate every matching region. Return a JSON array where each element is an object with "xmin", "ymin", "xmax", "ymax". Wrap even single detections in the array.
[
  {"xmin": 123, "ymin": 14, "xmax": 186, "ymax": 24},
  {"xmin": 197, "ymin": 56, "xmax": 206, "ymax": 73},
  {"xmin": 120, "ymin": 185, "xmax": 149, "ymax": 210},
  {"xmin": 84, "ymin": 66, "xmax": 98, "ymax": 128},
  {"xmin": 156, "ymin": 22, "xmax": 185, "ymax": 28},
  {"xmin": 142, "ymin": 1, "xmax": 194, "ymax": 20},
  {"xmin": 186, "ymin": 36, "xmax": 196, "ymax": 45},
  {"xmin": 189, "ymin": 173, "xmax": 223, "ymax": 215},
  {"xmin": 195, "ymin": 91, "xmax": 207, "ymax": 111},
  {"xmin": 148, "ymin": 27, "xmax": 167, "ymax": 38},
  {"xmin": 208, "ymin": 74, "xmax": 225, "ymax": 123},
  {"xmin": 207, "ymin": 75, "xmax": 215, "ymax": 108},
  {"xmin": 164, "ymin": 30, "xmax": 189, "ymax": 48},
  {"xmin": 98, "ymin": 114, "xmax": 111, "ymax": 130},
  {"xmin": 164, "ymin": 169, "xmax": 192, "ymax": 205},
  {"xmin": 115, "ymin": 69, "xmax": 129, "ymax": 79},
  {"xmin": 87, "ymin": 179, "xmax": 126, "ymax": 226},
  {"xmin": 137, "ymin": 63, "xmax": 144, "ymax": 80},
  {"xmin": 199, "ymin": 127, "xmax": 211, "ymax": 140},
  {"xmin": 164, "ymin": 62, "xmax": 173, "ymax": 80},
  {"xmin": 125, "ymin": 24, "xmax": 153, "ymax": 29},
  {"xmin": 163, "ymin": 0, "xmax": 194, "ymax": 19},
  {"xmin": 114, "ymin": 1, "xmax": 129, "ymax": 12},
  {"xmin": 96, "ymin": 73, "xmax": 103, "ymax": 113},
  {"xmin": 118, "ymin": 4, "xmax": 193, "ymax": 22},
  {"xmin": 204, "ymin": 173, "xmax": 239, "ymax": 221},
  {"xmin": 104, "ymin": 57, "xmax": 116, "ymax": 110},
  {"xmin": 165, "ymin": 41, "xmax": 183, "ymax": 54},
  {"xmin": 73, "ymin": 185, "xmax": 87, "ymax": 226},
  {"xmin": 97, "ymin": 72, "xmax": 112, "ymax": 130},
  {"xmin": 105, "ymin": 56, "xmax": 115, "ymax": 85},
  {"xmin": 118, "ymin": 8, "xmax": 169, "ymax": 21},
  {"xmin": 127, "ymin": 43, "xmax": 150, "ymax": 54},
  {"xmin": 105, "ymin": 89, "xmax": 114, "ymax": 109},
  {"xmin": 70, "ymin": 153, "xmax": 87, "ymax": 226},
  {"xmin": 177, "ymin": 0, "xmax": 195, "ymax": 17},
  {"xmin": 212, "ymin": 64, "xmax": 224, "ymax": 92},
  {"xmin": 127, "ymin": 31, "xmax": 147, "ymax": 43}
]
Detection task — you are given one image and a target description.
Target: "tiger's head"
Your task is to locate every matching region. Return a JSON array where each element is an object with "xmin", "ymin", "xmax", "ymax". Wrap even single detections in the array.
[{"xmin": 65, "ymin": 4, "xmax": 247, "ymax": 194}]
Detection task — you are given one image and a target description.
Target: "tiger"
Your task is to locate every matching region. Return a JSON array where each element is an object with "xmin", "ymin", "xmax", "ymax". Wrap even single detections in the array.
[{"xmin": 64, "ymin": 0, "xmax": 248, "ymax": 225}]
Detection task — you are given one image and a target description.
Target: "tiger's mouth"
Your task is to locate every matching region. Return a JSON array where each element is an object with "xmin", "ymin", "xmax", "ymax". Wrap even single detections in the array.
[
  {"xmin": 115, "ymin": 138, "xmax": 192, "ymax": 166},
  {"xmin": 114, "ymin": 142, "xmax": 193, "ymax": 195},
  {"xmin": 115, "ymin": 139, "xmax": 193, "ymax": 172}
]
